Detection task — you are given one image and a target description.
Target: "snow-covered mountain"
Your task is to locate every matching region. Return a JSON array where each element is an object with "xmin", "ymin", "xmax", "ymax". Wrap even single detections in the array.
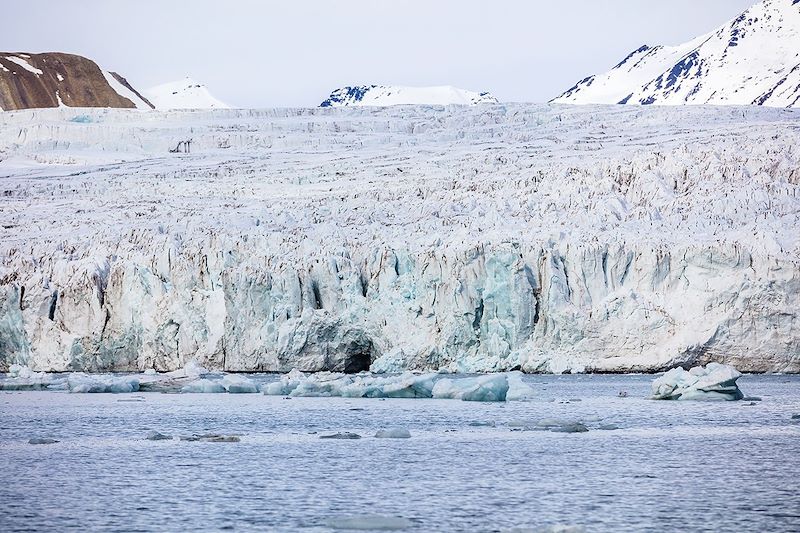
[
  {"xmin": 320, "ymin": 85, "xmax": 498, "ymax": 107},
  {"xmin": 0, "ymin": 52, "xmax": 153, "ymax": 111},
  {"xmin": 1, "ymin": 104, "xmax": 798, "ymax": 374},
  {"xmin": 553, "ymin": 0, "xmax": 800, "ymax": 108},
  {"xmin": 145, "ymin": 78, "xmax": 230, "ymax": 110}
]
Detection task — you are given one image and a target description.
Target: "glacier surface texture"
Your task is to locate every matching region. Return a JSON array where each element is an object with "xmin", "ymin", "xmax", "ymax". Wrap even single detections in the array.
[{"xmin": 0, "ymin": 104, "xmax": 798, "ymax": 373}]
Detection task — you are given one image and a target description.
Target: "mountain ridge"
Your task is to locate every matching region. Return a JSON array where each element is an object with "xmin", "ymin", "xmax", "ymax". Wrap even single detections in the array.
[
  {"xmin": 320, "ymin": 85, "xmax": 498, "ymax": 107},
  {"xmin": 553, "ymin": 0, "xmax": 800, "ymax": 108},
  {"xmin": 0, "ymin": 52, "xmax": 153, "ymax": 111}
]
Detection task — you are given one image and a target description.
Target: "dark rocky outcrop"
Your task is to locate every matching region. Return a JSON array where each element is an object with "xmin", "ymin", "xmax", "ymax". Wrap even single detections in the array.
[{"xmin": 0, "ymin": 52, "xmax": 153, "ymax": 111}]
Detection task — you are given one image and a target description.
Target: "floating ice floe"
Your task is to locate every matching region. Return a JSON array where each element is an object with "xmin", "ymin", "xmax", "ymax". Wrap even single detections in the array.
[
  {"xmin": 0, "ymin": 364, "xmax": 58, "ymax": 390},
  {"xmin": 325, "ymin": 515, "xmax": 413, "ymax": 531},
  {"xmin": 374, "ymin": 428, "xmax": 412, "ymax": 439},
  {"xmin": 651, "ymin": 363, "xmax": 745, "ymax": 401},
  {"xmin": 179, "ymin": 374, "xmax": 259, "ymax": 393},
  {"xmin": 145, "ymin": 431, "xmax": 172, "ymax": 441},
  {"xmin": 180, "ymin": 378, "xmax": 226, "ymax": 393},
  {"xmin": 0, "ymin": 361, "xmax": 217, "ymax": 393},
  {"xmin": 220, "ymin": 374, "xmax": 259, "ymax": 393},
  {"xmin": 67, "ymin": 373, "xmax": 140, "ymax": 393},
  {"xmin": 179, "ymin": 433, "xmax": 240, "ymax": 442},
  {"xmin": 263, "ymin": 370, "xmax": 534, "ymax": 402},
  {"xmin": 320, "ymin": 432, "xmax": 362, "ymax": 440},
  {"xmin": 28, "ymin": 438, "xmax": 59, "ymax": 445}
]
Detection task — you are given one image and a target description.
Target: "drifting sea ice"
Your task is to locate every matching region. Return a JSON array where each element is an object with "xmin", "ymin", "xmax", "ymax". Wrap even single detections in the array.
[
  {"xmin": 263, "ymin": 370, "xmax": 534, "ymax": 402},
  {"xmin": 651, "ymin": 362, "xmax": 745, "ymax": 401},
  {"xmin": 374, "ymin": 428, "xmax": 412, "ymax": 438},
  {"xmin": 180, "ymin": 378, "xmax": 226, "ymax": 394},
  {"xmin": 0, "ymin": 364, "xmax": 56, "ymax": 390},
  {"xmin": 219, "ymin": 374, "xmax": 259, "ymax": 393},
  {"xmin": 67, "ymin": 373, "xmax": 140, "ymax": 393}
]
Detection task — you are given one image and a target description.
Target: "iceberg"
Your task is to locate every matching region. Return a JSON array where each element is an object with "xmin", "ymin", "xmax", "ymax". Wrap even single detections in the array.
[
  {"xmin": 651, "ymin": 363, "xmax": 745, "ymax": 401},
  {"xmin": 181, "ymin": 378, "xmax": 226, "ymax": 393},
  {"xmin": 220, "ymin": 374, "xmax": 259, "ymax": 393},
  {"xmin": 263, "ymin": 371, "xmax": 531, "ymax": 402},
  {"xmin": 67, "ymin": 373, "xmax": 139, "ymax": 393},
  {"xmin": 432, "ymin": 374, "xmax": 509, "ymax": 402},
  {"xmin": 374, "ymin": 428, "xmax": 412, "ymax": 439}
]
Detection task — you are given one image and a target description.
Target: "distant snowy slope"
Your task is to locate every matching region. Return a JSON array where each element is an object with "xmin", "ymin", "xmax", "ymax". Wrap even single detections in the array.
[
  {"xmin": 320, "ymin": 85, "xmax": 498, "ymax": 107},
  {"xmin": 553, "ymin": 0, "xmax": 800, "ymax": 107},
  {"xmin": 145, "ymin": 78, "xmax": 230, "ymax": 110}
]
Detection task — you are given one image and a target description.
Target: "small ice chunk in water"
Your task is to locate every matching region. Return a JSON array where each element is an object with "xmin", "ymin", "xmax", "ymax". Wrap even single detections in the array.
[
  {"xmin": 28, "ymin": 438, "xmax": 59, "ymax": 445},
  {"xmin": 145, "ymin": 431, "xmax": 172, "ymax": 441},
  {"xmin": 1, "ymin": 365, "xmax": 57, "ymax": 390},
  {"xmin": 67, "ymin": 373, "xmax": 139, "ymax": 393},
  {"xmin": 165, "ymin": 359, "xmax": 209, "ymax": 379},
  {"xmin": 432, "ymin": 374, "xmax": 509, "ymax": 402},
  {"xmin": 325, "ymin": 515, "xmax": 413, "ymax": 530},
  {"xmin": 375, "ymin": 428, "xmax": 411, "ymax": 439},
  {"xmin": 506, "ymin": 371, "xmax": 536, "ymax": 401},
  {"xmin": 504, "ymin": 525, "xmax": 586, "ymax": 533},
  {"xmin": 549, "ymin": 422, "xmax": 589, "ymax": 433},
  {"xmin": 179, "ymin": 434, "xmax": 240, "ymax": 442},
  {"xmin": 181, "ymin": 379, "xmax": 226, "ymax": 393},
  {"xmin": 220, "ymin": 374, "xmax": 259, "ymax": 393},
  {"xmin": 651, "ymin": 363, "xmax": 744, "ymax": 401},
  {"xmin": 320, "ymin": 432, "xmax": 362, "ymax": 440}
]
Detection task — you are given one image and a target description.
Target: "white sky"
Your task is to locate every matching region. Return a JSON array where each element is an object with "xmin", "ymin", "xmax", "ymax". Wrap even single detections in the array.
[{"xmin": 2, "ymin": 0, "xmax": 757, "ymax": 107}]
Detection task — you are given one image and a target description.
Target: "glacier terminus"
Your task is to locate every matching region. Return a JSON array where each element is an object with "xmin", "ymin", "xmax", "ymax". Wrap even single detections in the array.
[{"xmin": 0, "ymin": 103, "xmax": 798, "ymax": 375}]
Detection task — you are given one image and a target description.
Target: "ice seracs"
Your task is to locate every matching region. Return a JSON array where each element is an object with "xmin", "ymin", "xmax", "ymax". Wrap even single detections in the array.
[
  {"xmin": 320, "ymin": 85, "xmax": 498, "ymax": 107},
  {"xmin": 0, "ymin": 104, "xmax": 799, "ymax": 374},
  {"xmin": 553, "ymin": 0, "xmax": 800, "ymax": 108},
  {"xmin": 651, "ymin": 363, "xmax": 745, "ymax": 401}
]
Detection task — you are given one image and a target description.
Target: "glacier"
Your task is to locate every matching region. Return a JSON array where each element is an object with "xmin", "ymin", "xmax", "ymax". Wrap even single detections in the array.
[{"xmin": 0, "ymin": 104, "xmax": 799, "ymax": 374}]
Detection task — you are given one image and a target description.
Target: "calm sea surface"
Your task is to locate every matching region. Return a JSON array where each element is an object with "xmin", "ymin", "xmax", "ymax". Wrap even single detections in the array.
[{"xmin": 1, "ymin": 374, "xmax": 799, "ymax": 532}]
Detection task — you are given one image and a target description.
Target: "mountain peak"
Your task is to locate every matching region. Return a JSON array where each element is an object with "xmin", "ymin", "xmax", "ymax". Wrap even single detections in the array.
[
  {"xmin": 320, "ymin": 85, "xmax": 498, "ymax": 107},
  {"xmin": 0, "ymin": 51, "xmax": 153, "ymax": 111},
  {"xmin": 553, "ymin": 0, "xmax": 800, "ymax": 108},
  {"xmin": 145, "ymin": 77, "xmax": 230, "ymax": 110}
]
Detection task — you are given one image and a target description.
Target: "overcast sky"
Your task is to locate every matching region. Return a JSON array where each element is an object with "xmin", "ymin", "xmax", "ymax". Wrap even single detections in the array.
[{"xmin": 3, "ymin": 0, "xmax": 756, "ymax": 107}]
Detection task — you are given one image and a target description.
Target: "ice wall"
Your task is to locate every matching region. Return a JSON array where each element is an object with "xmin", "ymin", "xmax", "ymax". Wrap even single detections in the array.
[{"xmin": 0, "ymin": 105, "xmax": 798, "ymax": 373}]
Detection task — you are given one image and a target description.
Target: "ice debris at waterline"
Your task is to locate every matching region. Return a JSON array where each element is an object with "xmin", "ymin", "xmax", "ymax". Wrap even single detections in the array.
[
  {"xmin": 651, "ymin": 363, "xmax": 745, "ymax": 401},
  {"xmin": 180, "ymin": 374, "xmax": 260, "ymax": 394},
  {"xmin": 263, "ymin": 370, "xmax": 535, "ymax": 402},
  {"xmin": 0, "ymin": 362, "xmax": 214, "ymax": 393}
]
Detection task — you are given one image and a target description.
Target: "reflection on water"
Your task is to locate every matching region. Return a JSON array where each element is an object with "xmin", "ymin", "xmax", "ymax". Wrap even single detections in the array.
[{"xmin": 1, "ymin": 374, "xmax": 799, "ymax": 532}]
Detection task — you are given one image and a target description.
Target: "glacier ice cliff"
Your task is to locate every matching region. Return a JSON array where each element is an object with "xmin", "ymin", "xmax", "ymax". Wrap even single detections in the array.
[{"xmin": 0, "ymin": 104, "xmax": 798, "ymax": 373}]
